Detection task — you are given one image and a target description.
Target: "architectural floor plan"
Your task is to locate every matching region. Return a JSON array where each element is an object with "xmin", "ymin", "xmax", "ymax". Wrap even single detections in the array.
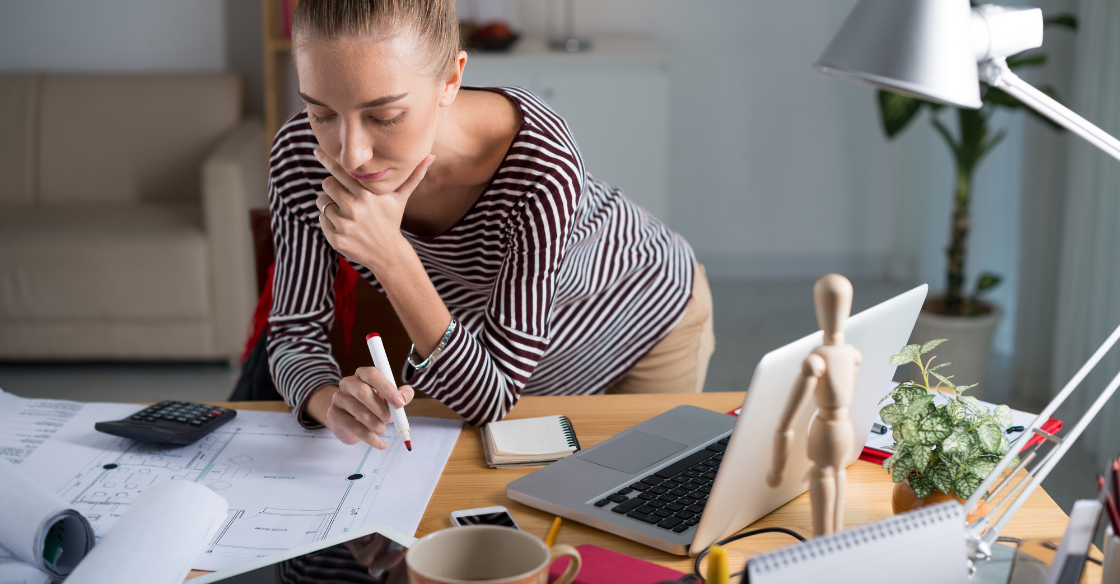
[{"xmin": 0, "ymin": 390, "xmax": 462, "ymax": 572}]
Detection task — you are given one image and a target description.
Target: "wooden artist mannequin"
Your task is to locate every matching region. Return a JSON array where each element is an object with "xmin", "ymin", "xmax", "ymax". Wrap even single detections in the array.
[{"xmin": 765, "ymin": 274, "xmax": 862, "ymax": 536}]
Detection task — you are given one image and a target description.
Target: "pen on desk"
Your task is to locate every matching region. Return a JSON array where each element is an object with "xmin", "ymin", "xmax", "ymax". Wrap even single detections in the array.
[
  {"xmin": 544, "ymin": 517, "xmax": 562, "ymax": 547},
  {"xmin": 366, "ymin": 333, "xmax": 412, "ymax": 451},
  {"xmin": 871, "ymin": 423, "xmax": 887, "ymax": 435}
]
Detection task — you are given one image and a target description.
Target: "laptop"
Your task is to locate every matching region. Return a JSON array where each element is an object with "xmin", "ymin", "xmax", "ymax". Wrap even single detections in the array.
[{"xmin": 507, "ymin": 284, "xmax": 927, "ymax": 556}]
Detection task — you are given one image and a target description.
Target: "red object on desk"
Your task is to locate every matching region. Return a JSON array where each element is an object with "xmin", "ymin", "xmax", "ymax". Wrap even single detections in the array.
[
  {"xmin": 548, "ymin": 544, "xmax": 685, "ymax": 584},
  {"xmin": 724, "ymin": 408, "xmax": 1063, "ymax": 466}
]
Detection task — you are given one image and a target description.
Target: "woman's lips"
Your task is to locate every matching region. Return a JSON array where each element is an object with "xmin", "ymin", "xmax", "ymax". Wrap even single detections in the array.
[{"xmin": 347, "ymin": 168, "xmax": 389, "ymax": 181}]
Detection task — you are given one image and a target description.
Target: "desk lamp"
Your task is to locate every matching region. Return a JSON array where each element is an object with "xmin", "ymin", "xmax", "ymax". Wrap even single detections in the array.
[{"xmin": 816, "ymin": 0, "xmax": 1120, "ymax": 578}]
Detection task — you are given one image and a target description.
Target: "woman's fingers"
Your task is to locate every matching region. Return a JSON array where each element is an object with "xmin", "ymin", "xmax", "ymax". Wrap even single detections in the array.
[
  {"xmin": 314, "ymin": 149, "xmax": 365, "ymax": 201},
  {"xmin": 355, "ymin": 367, "xmax": 414, "ymax": 408},
  {"xmin": 395, "ymin": 154, "xmax": 436, "ymax": 197},
  {"xmin": 332, "ymin": 376, "xmax": 391, "ymax": 449}
]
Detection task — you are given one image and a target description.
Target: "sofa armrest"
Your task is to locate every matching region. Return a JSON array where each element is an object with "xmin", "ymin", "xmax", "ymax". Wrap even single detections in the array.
[{"xmin": 202, "ymin": 118, "xmax": 268, "ymax": 359}]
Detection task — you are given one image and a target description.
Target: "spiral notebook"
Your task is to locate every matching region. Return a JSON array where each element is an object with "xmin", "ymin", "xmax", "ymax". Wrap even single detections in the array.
[
  {"xmin": 745, "ymin": 502, "xmax": 968, "ymax": 584},
  {"xmin": 481, "ymin": 415, "xmax": 581, "ymax": 469}
]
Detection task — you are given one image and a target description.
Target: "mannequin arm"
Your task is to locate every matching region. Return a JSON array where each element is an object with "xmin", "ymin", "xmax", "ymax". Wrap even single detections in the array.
[{"xmin": 767, "ymin": 354, "xmax": 825, "ymax": 487}]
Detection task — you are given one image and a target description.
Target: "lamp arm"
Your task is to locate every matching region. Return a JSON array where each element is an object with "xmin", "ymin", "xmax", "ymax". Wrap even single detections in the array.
[
  {"xmin": 980, "ymin": 60, "xmax": 1120, "ymax": 162},
  {"xmin": 962, "ymin": 322, "xmax": 1120, "ymax": 561},
  {"xmin": 976, "ymin": 367, "xmax": 1120, "ymax": 555}
]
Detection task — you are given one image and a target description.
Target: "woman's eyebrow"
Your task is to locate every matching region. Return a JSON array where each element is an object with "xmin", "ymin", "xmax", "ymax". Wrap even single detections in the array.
[{"xmin": 298, "ymin": 92, "xmax": 409, "ymax": 109}]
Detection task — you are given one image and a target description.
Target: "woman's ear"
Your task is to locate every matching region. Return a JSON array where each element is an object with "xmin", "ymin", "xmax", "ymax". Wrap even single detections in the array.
[{"xmin": 439, "ymin": 50, "xmax": 468, "ymax": 107}]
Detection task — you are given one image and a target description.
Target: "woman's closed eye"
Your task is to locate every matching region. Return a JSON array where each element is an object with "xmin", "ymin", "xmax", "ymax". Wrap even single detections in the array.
[{"xmin": 308, "ymin": 111, "xmax": 405, "ymax": 128}]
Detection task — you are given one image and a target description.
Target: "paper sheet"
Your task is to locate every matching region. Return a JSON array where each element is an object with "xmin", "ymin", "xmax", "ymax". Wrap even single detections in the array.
[
  {"xmin": 66, "ymin": 481, "xmax": 228, "ymax": 584},
  {"xmin": 0, "ymin": 460, "xmax": 95, "ymax": 580},
  {"xmin": 0, "ymin": 390, "xmax": 462, "ymax": 572},
  {"xmin": 865, "ymin": 391, "xmax": 1038, "ymax": 453},
  {"xmin": 0, "ymin": 547, "xmax": 50, "ymax": 584}
]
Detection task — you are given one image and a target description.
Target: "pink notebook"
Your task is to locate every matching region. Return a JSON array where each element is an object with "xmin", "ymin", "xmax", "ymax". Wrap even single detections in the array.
[{"xmin": 548, "ymin": 544, "xmax": 686, "ymax": 584}]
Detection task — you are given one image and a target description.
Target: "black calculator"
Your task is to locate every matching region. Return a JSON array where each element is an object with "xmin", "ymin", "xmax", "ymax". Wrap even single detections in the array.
[{"xmin": 94, "ymin": 400, "xmax": 237, "ymax": 444}]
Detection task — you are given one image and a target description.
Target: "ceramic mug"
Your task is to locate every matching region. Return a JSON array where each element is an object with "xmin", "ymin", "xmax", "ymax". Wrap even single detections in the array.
[{"xmin": 406, "ymin": 525, "xmax": 581, "ymax": 584}]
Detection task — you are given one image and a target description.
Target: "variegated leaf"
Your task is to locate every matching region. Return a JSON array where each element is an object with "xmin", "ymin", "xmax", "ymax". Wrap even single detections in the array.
[
  {"xmin": 977, "ymin": 423, "xmax": 1003, "ymax": 454},
  {"xmin": 927, "ymin": 462, "xmax": 955, "ymax": 494},
  {"xmin": 892, "ymin": 458, "xmax": 911, "ymax": 482},
  {"xmin": 905, "ymin": 409, "xmax": 953, "ymax": 445},
  {"xmin": 890, "ymin": 353, "xmax": 913, "ymax": 366},
  {"xmin": 954, "ymin": 473, "xmax": 982, "ymax": 499},
  {"xmin": 912, "ymin": 448, "xmax": 932, "ymax": 474},
  {"xmin": 880, "ymin": 403, "xmax": 906, "ymax": 426},
  {"xmin": 911, "ymin": 475, "xmax": 934, "ymax": 499},
  {"xmin": 992, "ymin": 405, "xmax": 1013, "ymax": 428},
  {"xmin": 958, "ymin": 396, "xmax": 989, "ymax": 416},
  {"xmin": 920, "ymin": 339, "xmax": 948, "ymax": 354},
  {"xmin": 931, "ymin": 371, "xmax": 957, "ymax": 390},
  {"xmin": 967, "ymin": 457, "xmax": 997, "ymax": 478}
]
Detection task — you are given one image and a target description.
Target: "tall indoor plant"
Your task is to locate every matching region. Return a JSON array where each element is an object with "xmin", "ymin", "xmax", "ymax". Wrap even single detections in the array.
[{"xmin": 877, "ymin": 12, "xmax": 1076, "ymax": 393}]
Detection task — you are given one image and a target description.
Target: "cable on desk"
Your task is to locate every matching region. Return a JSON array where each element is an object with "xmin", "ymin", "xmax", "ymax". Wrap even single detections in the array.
[{"xmin": 690, "ymin": 527, "xmax": 806, "ymax": 584}]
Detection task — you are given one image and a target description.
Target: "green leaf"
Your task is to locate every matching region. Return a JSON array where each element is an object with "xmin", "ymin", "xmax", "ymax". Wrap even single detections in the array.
[
  {"xmin": 931, "ymin": 371, "xmax": 957, "ymax": 390},
  {"xmin": 996, "ymin": 435, "xmax": 1011, "ymax": 456},
  {"xmin": 928, "ymin": 361, "xmax": 953, "ymax": 372},
  {"xmin": 920, "ymin": 339, "xmax": 948, "ymax": 354},
  {"xmin": 927, "ymin": 464, "xmax": 954, "ymax": 495},
  {"xmin": 954, "ymin": 473, "xmax": 982, "ymax": 499},
  {"xmin": 905, "ymin": 394, "xmax": 935, "ymax": 420},
  {"xmin": 878, "ymin": 91, "xmax": 925, "ymax": 138},
  {"xmin": 939, "ymin": 428, "xmax": 972, "ymax": 463},
  {"xmin": 890, "ymin": 353, "xmax": 914, "ymax": 367},
  {"xmin": 880, "ymin": 403, "xmax": 906, "ymax": 426},
  {"xmin": 975, "ymin": 272, "xmax": 1002, "ymax": 293},
  {"xmin": 958, "ymin": 396, "xmax": 990, "ymax": 417},
  {"xmin": 882, "ymin": 445, "xmax": 906, "ymax": 470},
  {"xmin": 977, "ymin": 423, "xmax": 1003, "ymax": 453},
  {"xmin": 967, "ymin": 457, "xmax": 997, "ymax": 478},
  {"xmin": 912, "ymin": 448, "xmax": 932, "ymax": 474},
  {"xmin": 895, "ymin": 385, "xmax": 928, "ymax": 405},
  {"xmin": 1006, "ymin": 53, "xmax": 1047, "ymax": 69},
  {"xmin": 900, "ymin": 344, "xmax": 921, "ymax": 362},
  {"xmin": 904, "ymin": 408, "xmax": 953, "ymax": 445},
  {"xmin": 992, "ymin": 405, "xmax": 1013, "ymax": 428},
  {"xmin": 1043, "ymin": 13, "xmax": 1077, "ymax": 30},
  {"xmin": 910, "ymin": 475, "xmax": 935, "ymax": 499},
  {"xmin": 892, "ymin": 458, "xmax": 911, "ymax": 483},
  {"xmin": 955, "ymin": 383, "xmax": 978, "ymax": 394},
  {"xmin": 892, "ymin": 424, "xmax": 904, "ymax": 445}
]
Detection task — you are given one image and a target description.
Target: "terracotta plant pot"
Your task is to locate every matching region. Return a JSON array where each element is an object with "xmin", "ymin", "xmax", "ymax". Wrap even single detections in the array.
[{"xmin": 892, "ymin": 479, "xmax": 990, "ymax": 522}]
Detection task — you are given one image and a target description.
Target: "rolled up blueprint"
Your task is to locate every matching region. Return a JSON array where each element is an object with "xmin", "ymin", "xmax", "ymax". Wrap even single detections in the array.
[
  {"xmin": 66, "ymin": 480, "xmax": 228, "ymax": 584},
  {"xmin": 0, "ymin": 460, "xmax": 95, "ymax": 581}
]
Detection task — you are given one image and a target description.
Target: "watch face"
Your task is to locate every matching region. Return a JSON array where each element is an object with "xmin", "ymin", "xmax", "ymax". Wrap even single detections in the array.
[{"xmin": 455, "ymin": 512, "xmax": 517, "ymax": 528}]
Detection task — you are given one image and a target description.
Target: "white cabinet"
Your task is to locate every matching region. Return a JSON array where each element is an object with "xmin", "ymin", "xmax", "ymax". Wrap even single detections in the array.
[{"xmin": 463, "ymin": 37, "xmax": 671, "ymax": 222}]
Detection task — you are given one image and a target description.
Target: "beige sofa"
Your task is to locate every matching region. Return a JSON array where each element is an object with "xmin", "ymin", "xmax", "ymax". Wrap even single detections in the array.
[{"xmin": 0, "ymin": 74, "xmax": 267, "ymax": 360}]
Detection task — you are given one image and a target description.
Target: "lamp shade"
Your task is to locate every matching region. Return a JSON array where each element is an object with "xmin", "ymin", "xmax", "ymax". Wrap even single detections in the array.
[{"xmin": 814, "ymin": 0, "xmax": 982, "ymax": 109}]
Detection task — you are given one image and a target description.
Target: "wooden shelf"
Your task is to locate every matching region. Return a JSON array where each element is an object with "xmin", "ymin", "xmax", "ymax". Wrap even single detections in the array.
[{"xmin": 261, "ymin": 0, "xmax": 295, "ymax": 143}]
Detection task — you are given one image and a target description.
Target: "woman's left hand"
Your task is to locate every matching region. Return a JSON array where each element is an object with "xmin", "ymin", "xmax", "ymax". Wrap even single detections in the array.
[{"xmin": 314, "ymin": 148, "xmax": 435, "ymax": 270}]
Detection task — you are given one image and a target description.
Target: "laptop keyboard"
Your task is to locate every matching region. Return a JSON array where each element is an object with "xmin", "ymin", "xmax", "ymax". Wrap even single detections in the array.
[{"xmin": 592, "ymin": 436, "xmax": 729, "ymax": 534}]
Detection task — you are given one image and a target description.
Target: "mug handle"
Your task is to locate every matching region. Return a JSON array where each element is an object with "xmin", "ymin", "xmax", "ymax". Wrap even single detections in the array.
[{"xmin": 548, "ymin": 544, "xmax": 581, "ymax": 584}]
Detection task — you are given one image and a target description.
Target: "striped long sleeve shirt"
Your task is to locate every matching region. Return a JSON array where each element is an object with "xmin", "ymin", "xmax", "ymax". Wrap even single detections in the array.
[{"xmin": 267, "ymin": 87, "xmax": 695, "ymax": 427}]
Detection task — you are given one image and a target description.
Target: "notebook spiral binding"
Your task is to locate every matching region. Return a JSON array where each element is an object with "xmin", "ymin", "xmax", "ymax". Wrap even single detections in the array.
[
  {"xmin": 746, "ymin": 502, "xmax": 963, "ymax": 577},
  {"xmin": 559, "ymin": 416, "xmax": 581, "ymax": 452}
]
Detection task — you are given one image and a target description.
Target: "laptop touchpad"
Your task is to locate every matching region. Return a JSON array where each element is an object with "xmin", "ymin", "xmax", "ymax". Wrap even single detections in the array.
[{"xmin": 578, "ymin": 431, "xmax": 687, "ymax": 474}]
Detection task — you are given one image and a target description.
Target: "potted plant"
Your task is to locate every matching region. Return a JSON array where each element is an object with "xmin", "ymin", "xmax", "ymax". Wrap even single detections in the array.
[
  {"xmin": 880, "ymin": 339, "xmax": 1019, "ymax": 515},
  {"xmin": 876, "ymin": 13, "xmax": 1076, "ymax": 395}
]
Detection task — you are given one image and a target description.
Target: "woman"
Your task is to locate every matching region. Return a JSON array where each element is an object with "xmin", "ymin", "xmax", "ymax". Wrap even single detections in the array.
[{"xmin": 269, "ymin": 0, "xmax": 713, "ymax": 449}]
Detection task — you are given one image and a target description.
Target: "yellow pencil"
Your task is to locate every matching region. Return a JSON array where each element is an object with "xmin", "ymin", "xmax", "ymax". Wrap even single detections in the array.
[
  {"xmin": 544, "ymin": 516, "xmax": 562, "ymax": 547},
  {"xmin": 706, "ymin": 544, "xmax": 729, "ymax": 584}
]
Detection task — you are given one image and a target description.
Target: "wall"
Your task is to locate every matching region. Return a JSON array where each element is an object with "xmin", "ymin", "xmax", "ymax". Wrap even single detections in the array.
[{"xmin": 0, "ymin": 0, "xmax": 1032, "ymax": 353}]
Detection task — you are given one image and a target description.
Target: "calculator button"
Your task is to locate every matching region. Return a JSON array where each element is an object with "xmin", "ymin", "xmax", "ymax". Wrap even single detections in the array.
[
  {"xmin": 209, "ymin": 410, "xmax": 223, "ymax": 416},
  {"xmin": 175, "ymin": 417, "xmax": 189, "ymax": 423},
  {"xmin": 190, "ymin": 420, "xmax": 203, "ymax": 426}
]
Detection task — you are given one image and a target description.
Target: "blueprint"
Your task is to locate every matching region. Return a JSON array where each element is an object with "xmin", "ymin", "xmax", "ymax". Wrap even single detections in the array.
[{"xmin": 0, "ymin": 390, "xmax": 462, "ymax": 572}]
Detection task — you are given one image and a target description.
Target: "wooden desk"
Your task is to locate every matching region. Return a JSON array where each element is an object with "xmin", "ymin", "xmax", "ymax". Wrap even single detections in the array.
[{"xmin": 187, "ymin": 393, "xmax": 1096, "ymax": 580}]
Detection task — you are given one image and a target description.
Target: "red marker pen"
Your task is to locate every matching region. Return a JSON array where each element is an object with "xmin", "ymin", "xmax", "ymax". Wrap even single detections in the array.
[{"xmin": 365, "ymin": 333, "xmax": 412, "ymax": 451}]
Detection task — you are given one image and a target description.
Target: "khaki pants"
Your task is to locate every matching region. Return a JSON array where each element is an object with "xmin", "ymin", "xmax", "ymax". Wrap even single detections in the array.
[{"xmin": 606, "ymin": 263, "xmax": 715, "ymax": 394}]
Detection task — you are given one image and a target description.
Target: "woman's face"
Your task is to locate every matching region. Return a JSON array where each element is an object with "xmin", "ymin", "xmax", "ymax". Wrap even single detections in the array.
[{"xmin": 293, "ymin": 33, "xmax": 453, "ymax": 194}]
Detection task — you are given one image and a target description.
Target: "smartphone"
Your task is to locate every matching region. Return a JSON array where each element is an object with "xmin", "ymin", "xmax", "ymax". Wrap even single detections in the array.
[{"xmin": 450, "ymin": 506, "xmax": 521, "ymax": 530}]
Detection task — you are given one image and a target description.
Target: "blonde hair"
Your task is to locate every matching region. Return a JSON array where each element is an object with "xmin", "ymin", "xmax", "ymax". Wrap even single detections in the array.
[{"xmin": 292, "ymin": 0, "xmax": 461, "ymax": 78}]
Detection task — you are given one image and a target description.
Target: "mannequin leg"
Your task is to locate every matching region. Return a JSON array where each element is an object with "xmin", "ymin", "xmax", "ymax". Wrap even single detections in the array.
[
  {"xmin": 809, "ymin": 464, "xmax": 836, "ymax": 535},
  {"xmin": 833, "ymin": 465, "xmax": 846, "ymax": 531}
]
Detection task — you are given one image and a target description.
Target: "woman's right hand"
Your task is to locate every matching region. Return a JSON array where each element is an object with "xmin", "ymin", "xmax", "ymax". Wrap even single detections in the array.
[{"xmin": 305, "ymin": 368, "xmax": 415, "ymax": 450}]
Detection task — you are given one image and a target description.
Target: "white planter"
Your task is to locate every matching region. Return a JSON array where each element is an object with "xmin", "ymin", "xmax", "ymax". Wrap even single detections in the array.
[{"xmin": 905, "ymin": 302, "xmax": 1002, "ymax": 400}]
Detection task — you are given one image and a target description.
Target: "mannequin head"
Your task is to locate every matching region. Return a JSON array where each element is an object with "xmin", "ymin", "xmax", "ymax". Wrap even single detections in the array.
[{"xmin": 814, "ymin": 273, "xmax": 854, "ymax": 346}]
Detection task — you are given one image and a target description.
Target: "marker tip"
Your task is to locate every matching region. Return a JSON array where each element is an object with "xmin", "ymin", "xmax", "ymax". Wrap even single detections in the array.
[{"xmin": 405, "ymin": 440, "xmax": 412, "ymax": 451}]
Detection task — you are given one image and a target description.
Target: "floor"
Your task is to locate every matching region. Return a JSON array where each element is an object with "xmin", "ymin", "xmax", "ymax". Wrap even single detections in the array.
[{"xmin": 0, "ymin": 278, "xmax": 1095, "ymax": 519}]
